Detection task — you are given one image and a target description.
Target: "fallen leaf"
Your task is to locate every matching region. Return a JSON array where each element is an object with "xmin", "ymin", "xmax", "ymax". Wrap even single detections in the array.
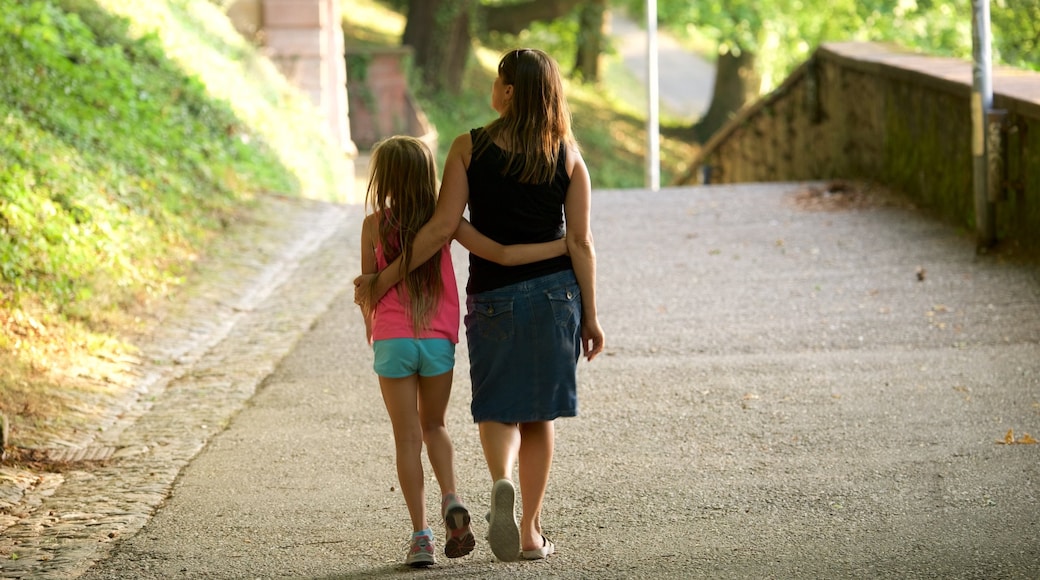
[{"xmin": 996, "ymin": 429, "xmax": 1038, "ymax": 445}]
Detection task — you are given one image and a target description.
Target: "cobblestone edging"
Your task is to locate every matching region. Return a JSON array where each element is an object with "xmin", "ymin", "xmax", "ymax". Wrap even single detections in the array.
[{"xmin": 0, "ymin": 195, "xmax": 362, "ymax": 579}]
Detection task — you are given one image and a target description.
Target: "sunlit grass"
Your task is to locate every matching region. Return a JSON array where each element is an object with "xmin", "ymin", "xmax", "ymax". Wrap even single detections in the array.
[
  {"xmin": 0, "ymin": 0, "xmax": 348, "ymax": 449},
  {"xmin": 341, "ymin": 0, "xmax": 405, "ymax": 47},
  {"xmin": 98, "ymin": 0, "xmax": 350, "ymax": 200}
]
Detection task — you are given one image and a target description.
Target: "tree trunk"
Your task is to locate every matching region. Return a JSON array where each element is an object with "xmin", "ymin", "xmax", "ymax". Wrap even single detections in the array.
[
  {"xmin": 692, "ymin": 47, "xmax": 760, "ymax": 143},
  {"xmin": 402, "ymin": 0, "xmax": 473, "ymax": 94},
  {"xmin": 480, "ymin": 0, "xmax": 586, "ymax": 35},
  {"xmin": 573, "ymin": 0, "xmax": 608, "ymax": 82}
]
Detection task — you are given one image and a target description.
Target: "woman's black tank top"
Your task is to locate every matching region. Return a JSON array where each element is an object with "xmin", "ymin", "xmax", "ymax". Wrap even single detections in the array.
[{"xmin": 466, "ymin": 127, "xmax": 573, "ymax": 294}]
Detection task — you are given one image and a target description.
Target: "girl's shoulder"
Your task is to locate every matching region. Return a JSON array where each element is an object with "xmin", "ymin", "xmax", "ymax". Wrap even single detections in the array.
[
  {"xmin": 363, "ymin": 211, "xmax": 382, "ymax": 226},
  {"xmin": 363, "ymin": 210, "xmax": 391, "ymax": 231}
]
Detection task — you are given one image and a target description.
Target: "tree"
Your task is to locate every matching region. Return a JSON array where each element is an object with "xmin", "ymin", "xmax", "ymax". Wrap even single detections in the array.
[
  {"xmin": 573, "ymin": 0, "xmax": 608, "ymax": 82},
  {"xmin": 479, "ymin": 0, "xmax": 587, "ymax": 35},
  {"xmin": 402, "ymin": 0, "xmax": 475, "ymax": 94},
  {"xmin": 693, "ymin": 48, "xmax": 759, "ymax": 142},
  {"xmin": 622, "ymin": 0, "xmax": 1035, "ymax": 143},
  {"xmin": 988, "ymin": 0, "xmax": 1039, "ymax": 71},
  {"xmin": 402, "ymin": 0, "xmax": 596, "ymax": 94},
  {"xmin": 644, "ymin": 0, "xmax": 780, "ymax": 142}
]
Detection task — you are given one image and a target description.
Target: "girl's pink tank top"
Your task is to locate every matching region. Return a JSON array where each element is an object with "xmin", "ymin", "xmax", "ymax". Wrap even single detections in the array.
[{"xmin": 371, "ymin": 238, "xmax": 460, "ymax": 343}]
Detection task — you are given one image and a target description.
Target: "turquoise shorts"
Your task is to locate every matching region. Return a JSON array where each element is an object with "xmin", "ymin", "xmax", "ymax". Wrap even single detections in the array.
[{"xmin": 372, "ymin": 338, "xmax": 455, "ymax": 378}]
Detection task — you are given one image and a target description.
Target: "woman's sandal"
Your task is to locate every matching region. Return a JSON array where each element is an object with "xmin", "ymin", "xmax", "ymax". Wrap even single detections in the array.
[
  {"xmin": 521, "ymin": 535, "xmax": 556, "ymax": 560},
  {"xmin": 488, "ymin": 480, "xmax": 521, "ymax": 562}
]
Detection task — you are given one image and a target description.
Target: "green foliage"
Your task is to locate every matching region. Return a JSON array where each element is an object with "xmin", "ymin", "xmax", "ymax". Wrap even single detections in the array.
[
  {"xmin": 991, "ymin": 0, "xmax": 1040, "ymax": 70},
  {"xmin": 0, "ymin": 0, "xmax": 346, "ymax": 322},
  {"xmin": 481, "ymin": 12, "xmax": 583, "ymax": 71},
  {"xmin": 620, "ymin": 0, "xmax": 1037, "ymax": 93},
  {"xmin": 414, "ymin": 46, "xmax": 696, "ymax": 190}
]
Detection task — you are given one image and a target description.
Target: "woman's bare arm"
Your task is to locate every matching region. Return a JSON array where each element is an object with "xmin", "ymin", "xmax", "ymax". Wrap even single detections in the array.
[
  {"xmin": 354, "ymin": 133, "xmax": 471, "ymax": 309},
  {"xmin": 563, "ymin": 148, "xmax": 604, "ymax": 361}
]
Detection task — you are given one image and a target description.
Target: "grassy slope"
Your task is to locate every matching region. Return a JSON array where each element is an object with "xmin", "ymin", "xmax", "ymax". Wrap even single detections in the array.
[{"xmin": 0, "ymin": 0, "xmax": 348, "ymax": 446}]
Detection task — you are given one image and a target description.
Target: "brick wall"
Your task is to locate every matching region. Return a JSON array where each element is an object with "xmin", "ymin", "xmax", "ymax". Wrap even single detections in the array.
[
  {"xmin": 682, "ymin": 42, "xmax": 1040, "ymax": 252},
  {"xmin": 345, "ymin": 47, "xmax": 437, "ymax": 153}
]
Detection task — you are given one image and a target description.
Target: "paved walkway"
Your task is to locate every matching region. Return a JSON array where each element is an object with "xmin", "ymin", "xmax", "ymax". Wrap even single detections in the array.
[{"xmin": 3, "ymin": 181, "xmax": 1037, "ymax": 579}]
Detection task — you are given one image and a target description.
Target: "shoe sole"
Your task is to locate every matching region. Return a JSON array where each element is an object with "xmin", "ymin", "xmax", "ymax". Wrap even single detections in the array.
[
  {"xmin": 444, "ymin": 506, "xmax": 475, "ymax": 558},
  {"xmin": 488, "ymin": 480, "xmax": 520, "ymax": 562}
]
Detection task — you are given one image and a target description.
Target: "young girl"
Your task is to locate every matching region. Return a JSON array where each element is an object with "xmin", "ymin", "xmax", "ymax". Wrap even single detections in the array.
[{"xmin": 359, "ymin": 135, "xmax": 566, "ymax": 567}]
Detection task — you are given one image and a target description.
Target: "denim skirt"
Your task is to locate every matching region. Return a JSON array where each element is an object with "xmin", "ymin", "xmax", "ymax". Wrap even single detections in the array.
[{"xmin": 465, "ymin": 269, "xmax": 582, "ymax": 423}]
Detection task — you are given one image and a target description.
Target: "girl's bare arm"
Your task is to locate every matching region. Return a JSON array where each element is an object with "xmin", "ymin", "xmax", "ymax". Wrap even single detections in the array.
[
  {"xmin": 359, "ymin": 214, "xmax": 378, "ymax": 345},
  {"xmin": 454, "ymin": 218, "xmax": 567, "ymax": 266}
]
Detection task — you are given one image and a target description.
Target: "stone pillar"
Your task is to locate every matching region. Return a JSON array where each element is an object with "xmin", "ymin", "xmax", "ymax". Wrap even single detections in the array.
[{"xmin": 260, "ymin": 0, "xmax": 356, "ymax": 156}]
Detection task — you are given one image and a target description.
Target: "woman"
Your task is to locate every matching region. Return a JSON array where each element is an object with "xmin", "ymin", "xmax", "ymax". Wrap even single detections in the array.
[{"xmin": 355, "ymin": 48, "xmax": 605, "ymax": 562}]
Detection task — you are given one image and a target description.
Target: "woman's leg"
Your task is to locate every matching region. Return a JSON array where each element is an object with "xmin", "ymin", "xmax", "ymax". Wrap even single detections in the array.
[
  {"xmin": 517, "ymin": 420, "xmax": 554, "ymax": 550},
  {"xmin": 417, "ymin": 370, "xmax": 456, "ymax": 496},
  {"xmin": 480, "ymin": 420, "xmax": 522, "ymax": 561},
  {"xmin": 379, "ymin": 375, "xmax": 426, "ymax": 533},
  {"xmin": 479, "ymin": 421, "xmax": 521, "ymax": 481}
]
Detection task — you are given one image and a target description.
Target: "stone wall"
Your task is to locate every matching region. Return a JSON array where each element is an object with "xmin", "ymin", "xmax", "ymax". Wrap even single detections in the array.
[
  {"xmin": 682, "ymin": 42, "xmax": 1040, "ymax": 252},
  {"xmin": 345, "ymin": 47, "xmax": 437, "ymax": 153}
]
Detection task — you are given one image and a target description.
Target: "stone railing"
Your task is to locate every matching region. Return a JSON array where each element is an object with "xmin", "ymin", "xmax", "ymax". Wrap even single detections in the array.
[{"xmin": 680, "ymin": 42, "xmax": 1040, "ymax": 252}]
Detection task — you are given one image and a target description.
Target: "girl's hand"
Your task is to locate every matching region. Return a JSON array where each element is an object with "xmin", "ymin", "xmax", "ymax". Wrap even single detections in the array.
[{"xmin": 353, "ymin": 273, "xmax": 379, "ymax": 316}]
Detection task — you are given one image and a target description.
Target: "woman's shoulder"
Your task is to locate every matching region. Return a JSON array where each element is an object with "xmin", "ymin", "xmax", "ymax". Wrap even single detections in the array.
[
  {"xmin": 564, "ymin": 142, "xmax": 583, "ymax": 177},
  {"xmin": 448, "ymin": 131, "xmax": 476, "ymax": 153}
]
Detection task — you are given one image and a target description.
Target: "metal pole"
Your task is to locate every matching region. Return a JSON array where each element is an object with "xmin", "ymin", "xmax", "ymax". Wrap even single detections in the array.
[
  {"xmin": 646, "ymin": 0, "xmax": 660, "ymax": 191},
  {"xmin": 971, "ymin": 0, "xmax": 995, "ymax": 249}
]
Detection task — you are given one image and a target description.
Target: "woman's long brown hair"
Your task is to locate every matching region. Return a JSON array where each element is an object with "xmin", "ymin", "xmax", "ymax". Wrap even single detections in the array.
[
  {"xmin": 480, "ymin": 48, "xmax": 576, "ymax": 184},
  {"xmin": 365, "ymin": 136, "xmax": 442, "ymax": 335}
]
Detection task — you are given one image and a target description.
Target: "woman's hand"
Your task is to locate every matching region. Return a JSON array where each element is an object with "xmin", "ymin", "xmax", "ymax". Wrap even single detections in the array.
[{"xmin": 581, "ymin": 317, "xmax": 605, "ymax": 361}]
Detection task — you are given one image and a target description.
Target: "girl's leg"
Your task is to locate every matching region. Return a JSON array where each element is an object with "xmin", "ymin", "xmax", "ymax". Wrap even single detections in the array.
[
  {"xmin": 418, "ymin": 370, "xmax": 475, "ymax": 558},
  {"xmin": 517, "ymin": 420, "xmax": 554, "ymax": 551},
  {"xmin": 416, "ymin": 370, "xmax": 456, "ymax": 495},
  {"xmin": 379, "ymin": 375, "xmax": 426, "ymax": 533}
]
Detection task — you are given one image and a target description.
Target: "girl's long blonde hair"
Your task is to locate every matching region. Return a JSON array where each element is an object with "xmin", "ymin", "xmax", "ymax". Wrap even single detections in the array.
[
  {"xmin": 365, "ymin": 136, "xmax": 442, "ymax": 335},
  {"xmin": 480, "ymin": 48, "xmax": 576, "ymax": 184}
]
